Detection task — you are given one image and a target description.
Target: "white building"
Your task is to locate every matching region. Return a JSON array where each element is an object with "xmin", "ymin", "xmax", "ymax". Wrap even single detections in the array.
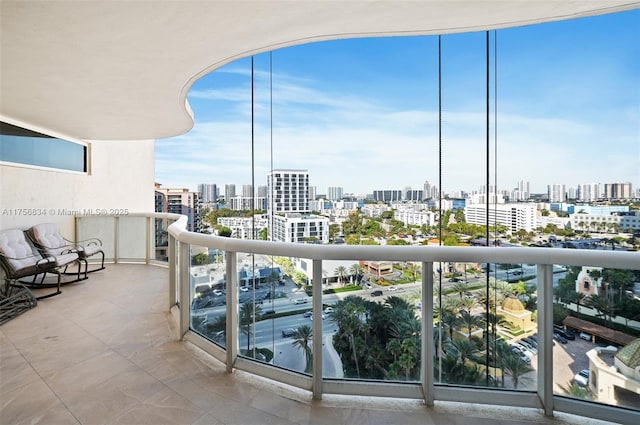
[
  {"xmin": 327, "ymin": 186, "xmax": 343, "ymax": 201},
  {"xmin": 267, "ymin": 169, "xmax": 309, "ymax": 214},
  {"xmin": 217, "ymin": 215, "xmax": 268, "ymax": 239},
  {"xmin": 570, "ymin": 212, "xmax": 640, "ymax": 233},
  {"xmin": 548, "ymin": 184, "xmax": 566, "ymax": 203},
  {"xmin": 465, "ymin": 203, "xmax": 537, "ymax": 232},
  {"xmin": 394, "ymin": 209, "xmax": 436, "ymax": 227},
  {"xmin": 578, "ymin": 183, "xmax": 600, "ymax": 202},
  {"xmin": 271, "ymin": 213, "xmax": 329, "ymax": 244}
]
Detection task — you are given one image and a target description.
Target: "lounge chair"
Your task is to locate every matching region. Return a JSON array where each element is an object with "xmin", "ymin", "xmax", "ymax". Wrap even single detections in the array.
[
  {"xmin": 25, "ymin": 224, "xmax": 85, "ymax": 282},
  {"xmin": 27, "ymin": 223, "xmax": 104, "ymax": 279},
  {"xmin": 0, "ymin": 228, "xmax": 61, "ymax": 301}
]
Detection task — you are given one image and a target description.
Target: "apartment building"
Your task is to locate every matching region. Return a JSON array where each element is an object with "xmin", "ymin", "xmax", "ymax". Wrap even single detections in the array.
[
  {"xmin": 154, "ymin": 184, "xmax": 201, "ymax": 232},
  {"xmin": 464, "ymin": 203, "xmax": 537, "ymax": 232}
]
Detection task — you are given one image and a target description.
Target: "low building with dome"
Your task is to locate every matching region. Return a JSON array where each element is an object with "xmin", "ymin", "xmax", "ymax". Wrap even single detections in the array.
[{"xmin": 497, "ymin": 296, "xmax": 534, "ymax": 333}]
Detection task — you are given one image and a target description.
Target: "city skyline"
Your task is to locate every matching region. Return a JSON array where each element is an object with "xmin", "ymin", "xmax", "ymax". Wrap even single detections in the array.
[{"xmin": 155, "ymin": 10, "xmax": 639, "ymax": 195}]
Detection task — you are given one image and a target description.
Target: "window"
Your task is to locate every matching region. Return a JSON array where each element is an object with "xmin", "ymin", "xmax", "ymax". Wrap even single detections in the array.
[{"xmin": 0, "ymin": 121, "xmax": 87, "ymax": 172}]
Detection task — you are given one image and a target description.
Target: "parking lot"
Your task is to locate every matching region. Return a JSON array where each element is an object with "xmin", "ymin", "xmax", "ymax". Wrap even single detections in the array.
[{"xmin": 553, "ymin": 333, "xmax": 597, "ymax": 393}]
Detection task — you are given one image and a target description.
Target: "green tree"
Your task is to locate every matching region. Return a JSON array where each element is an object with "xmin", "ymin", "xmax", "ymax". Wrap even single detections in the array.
[
  {"xmin": 335, "ymin": 266, "xmax": 348, "ymax": 286},
  {"xmin": 239, "ymin": 301, "xmax": 261, "ymax": 352},
  {"xmin": 218, "ymin": 226, "xmax": 232, "ymax": 237},
  {"xmin": 292, "ymin": 325, "xmax": 313, "ymax": 373},
  {"xmin": 502, "ymin": 353, "xmax": 533, "ymax": 389}
]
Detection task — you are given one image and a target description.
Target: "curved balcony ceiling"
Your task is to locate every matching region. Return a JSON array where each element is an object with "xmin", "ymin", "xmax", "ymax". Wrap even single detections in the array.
[{"xmin": 1, "ymin": 1, "xmax": 637, "ymax": 141}]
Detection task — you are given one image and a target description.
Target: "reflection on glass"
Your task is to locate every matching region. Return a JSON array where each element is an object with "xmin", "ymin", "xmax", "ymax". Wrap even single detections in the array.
[
  {"xmin": 190, "ymin": 246, "xmax": 227, "ymax": 347},
  {"xmin": 553, "ymin": 265, "xmax": 640, "ymax": 411},
  {"xmin": 435, "ymin": 261, "xmax": 537, "ymax": 390},
  {"xmin": 236, "ymin": 252, "xmax": 292, "ymax": 369}
]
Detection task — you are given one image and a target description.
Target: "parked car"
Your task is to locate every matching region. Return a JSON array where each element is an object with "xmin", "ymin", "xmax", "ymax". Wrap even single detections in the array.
[
  {"xmin": 240, "ymin": 286, "xmax": 249, "ymax": 292},
  {"xmin": 364, "ymin": 282, "xmax": 373, "ymax": 289},
  {"xmin": 323, "ymin": 306, "xmax": 334, "ymax": 314},
  {"xmin": 282, "ymin": 328, "xmax": 296, "ymax": 337},
  {"xmin": 516, "ymin": 340, "xmax": 537, "ymax": 355},
  {"xmin": 579, "ymin": 332, "xmax": 592, "ymax": 341},
  {"xmin": 574, "ymin": 369, "xmax": 589, "ymax": 387},
  {"xmin": 522, "ymin": 337, "xmax": 538, "ymax": 348},
  {"xmin": 553, "ymin": 332, "xmax": 567, "ymax": 344},
  {"xmin": 553, "ymin": 326, "xmax": 575, "ymax": 340},
  {"xmin": 512, "ymin": 346, "xmax": 533, "ymax": 363},
  {"xmin": 371, "ymin": 290, "xmax": 383, "ymax": 297},
  {"xmin": 212, "ymin": 289, "xmax": 223, "ymax": 296}
]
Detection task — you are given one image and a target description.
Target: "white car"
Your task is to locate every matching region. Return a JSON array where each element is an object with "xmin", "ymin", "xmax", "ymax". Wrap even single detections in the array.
[
  {"xmin": 240, "ymin": 286, "xmax": 249, "ymax": 292},
  {"xmin": 293, "ymin": 298, "xmax": 308, "ymax": 305},
  {"xmin": 574, "ymin": 369, "xmax": 589, "ymax": 387},
  {"xmin": 323, "ymin": 306, "xmax": 334, "ymax": 314},
  {"xmin": 388, "ymin": 286, "xmax": 398, "ymax": 291},
  {"xmin": 579, "ymin": 332, "xmax": 591, "ymax": 341}
]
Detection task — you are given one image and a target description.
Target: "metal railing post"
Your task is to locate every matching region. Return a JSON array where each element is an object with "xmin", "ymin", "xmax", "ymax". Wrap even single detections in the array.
[
  {"xmin": 537, "ymin": 264, "xmax": 554, "ymax": 416},
  {"xmin": 178, "ymin": 241, "xmax": 191, "ymax": 338},
  {"xmin": 312, "ymin": 259, "xmax": 323, "ymax": 399},
  {"xmin": 226, "ymin": 251, "xmax": 238, "ymax": 373},
  {"xmin": 422, "ymin": 261, "xmax": 434, "ymax": 406},
  {"xmin": 168, "ymin": 233, "xmax": 176, "ymax": 308}
]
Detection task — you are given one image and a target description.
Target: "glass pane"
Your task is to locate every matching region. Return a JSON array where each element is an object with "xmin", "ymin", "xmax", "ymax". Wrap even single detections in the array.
[
  {"xmin": 77, "ymin": 216, "xmax": 116, "ymax": 261},
  {"xmin": 324, "ymin": 259, "xmax": 421, "ymax": 382},
  {"xmin": 236, "ymin": 252, "xmax": 310, "ymax": 372},
  {"xmin": 117, "ymin": 217, "xmax": 147, "ymax": 260},
  {"xmin": 435, "ymin": 261, "xmax": 537, "ymax": 390},
  {"xmin": 553, "ymin": 264, "xmax": 640, "ymax": 411},
  {"xmin": 190, "ymin": 245, "xmax": 227, "ymax": 347},
  {"xmin": 154, "ymin": 217, "xmax": 170, "ymax": 261}
]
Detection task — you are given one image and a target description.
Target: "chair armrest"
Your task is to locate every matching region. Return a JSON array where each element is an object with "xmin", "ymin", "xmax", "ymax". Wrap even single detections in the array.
[{"xmin": 64, "ymin": 236, "xmax": 103, "ymax": 247}]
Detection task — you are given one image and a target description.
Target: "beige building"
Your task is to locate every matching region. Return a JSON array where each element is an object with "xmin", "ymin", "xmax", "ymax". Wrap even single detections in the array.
[
  {"xmin": 497, "ymin": 296, "xmax": 534, "ymax": 333},
  {"xmin": 587, "ymin": 339, "xmax": 640, "ymax": 408}
]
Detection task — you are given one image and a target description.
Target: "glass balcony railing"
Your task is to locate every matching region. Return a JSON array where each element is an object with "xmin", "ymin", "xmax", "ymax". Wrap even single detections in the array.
[{"xmin": 76, "ymin": 214, "xmax": 640, "ymax": 424}]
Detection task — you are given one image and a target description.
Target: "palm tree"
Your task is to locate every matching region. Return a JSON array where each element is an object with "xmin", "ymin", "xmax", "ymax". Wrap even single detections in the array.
[
  {"xmin": 335, "ymin": 265, "xmax": 348, "ymax": 286},
  {"xmin": 457, "ymin": 310, "xmax": 484, "ymax": 335},
  {"xmin": 349, "ymin": 263, "xmax": 364, "ymax": 284},
  {"xmin": 502, "ymin": 354, "xmax": 533, "ymax": 389},
  {"xmin": 205, "ymin": 314, "xmax": 226, "ymax": 344},
  {"xmin": 239, "ymin": 301, "xmax": 262, "ymax": 352},
  {"xmin": 292, "ymin": 325, "xmax": 313, "ymax": 373},
  {"xmin": 452, "ymin": 281, "xmax": 469, "ymax": 301}
]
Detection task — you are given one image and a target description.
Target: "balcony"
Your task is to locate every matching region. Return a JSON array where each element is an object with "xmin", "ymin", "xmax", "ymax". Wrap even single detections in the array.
[{"xmin": 3, "ymin": 213, "xmax": 638, "ymax": 424}]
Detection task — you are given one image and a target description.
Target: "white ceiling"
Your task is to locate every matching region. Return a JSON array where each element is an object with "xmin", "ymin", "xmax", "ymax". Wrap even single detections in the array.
[{"xmin": 1, "ymin": 1, "xmax": 638, "ymax": 141}]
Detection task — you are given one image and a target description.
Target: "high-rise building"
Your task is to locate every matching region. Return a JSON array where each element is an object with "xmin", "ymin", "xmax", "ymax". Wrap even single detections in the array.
[
  {"xmin": 242, "ymin": 184, "xmax": 253, "ymax": 198},
  {"xmin": 327, "ymin": 186, "xmax": 343, "ymax": 201},
  {"xmin": 154, "ymin": 184, "xmax": 201, "ymax": 232},
  {"xmin": 373, "ymin": 190, "xmax": 402, "ymax": 203},
  {"xmin": 516, "ymin": 180, "xmax": 530, "ymax": 201},
  {"xmin": 548, "ymin": 184, "xmax": 566, "ymax": 203},
  {"xmin": 578, "ymin": 183, "xmax": 600, "ymax": 202},
  {"xmin": 604, "ymin": 182, "xmax": 632, "ymax": 200},
  {"xmin": 267, "ymin": 169, "xmax": 309, "ymax": 214},
  {"xmin": 257, "ymin": 185, "xmax": 268, "ymax": 199},
  {"xmin": 308, "ymin": 185, "xmax": 317, "ymax": 201},
  {"xmin": 197, "ymin": 183, "xmax": 217, "ymax": 204},
  {"xmin": 224, "ymin": 184, "xmax": 236, "ymax": 203}
]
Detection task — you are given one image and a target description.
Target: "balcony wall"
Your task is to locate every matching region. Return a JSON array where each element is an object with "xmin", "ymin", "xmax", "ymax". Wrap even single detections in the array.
[{"xmin": 74, "ymin": 213, "xmax": 640, "ymax": 424}]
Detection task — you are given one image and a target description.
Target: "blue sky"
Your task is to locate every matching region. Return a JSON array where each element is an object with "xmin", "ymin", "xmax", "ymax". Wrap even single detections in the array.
[{"xmin": 155, "ymin": 10, "xmax": 639, "ymax": 196}]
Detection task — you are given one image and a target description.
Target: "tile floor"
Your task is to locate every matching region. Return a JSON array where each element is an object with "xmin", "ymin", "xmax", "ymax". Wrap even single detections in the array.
[{"xmin": 0, "ymin": 264, "xmax": 617, "ymax": 424}]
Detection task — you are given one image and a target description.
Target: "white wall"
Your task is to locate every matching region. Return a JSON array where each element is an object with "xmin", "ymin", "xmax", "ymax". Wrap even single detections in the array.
[{"xmin": 1, "ymin": 135, "xmax": 155, "ymax": 238}]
